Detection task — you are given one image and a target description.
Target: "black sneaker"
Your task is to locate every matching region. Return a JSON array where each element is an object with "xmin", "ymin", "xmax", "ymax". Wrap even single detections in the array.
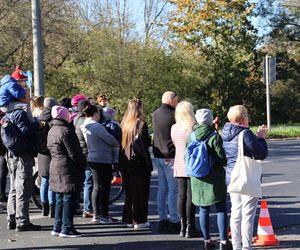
[
  {"xmin": 59, "ymin": 229, "xmax": 82, "ymax": 238},
  {"xmin": 219, "ymin": 241, "xmax": 233, "ymax": 250},
  {"xmin": 158, "ymin": 220, "xmax": 169, "ymax": 232},
  {"xmin": 16, "ymin": 223, "xmax": 41, "ymax": 232},
  {"xmin": 168, "ymin": 221, "xmax": 181, "ymax": 234},
  {"xmin": 204, "ymin": 241, "xmax": 215, "ymax": 250},
  {"xmin": 7, "ymin": 221, "xmax": 16, "ymax": 230}
]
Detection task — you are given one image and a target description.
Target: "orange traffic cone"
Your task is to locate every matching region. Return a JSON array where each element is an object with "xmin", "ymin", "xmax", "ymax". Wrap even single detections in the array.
[
  {"xmin": 111, "ymin": 176, "xmax": 123, "ymax": 185},
  {"xmin": 253, "ymin": 199, "xmax": 279, "ymax": 246}
]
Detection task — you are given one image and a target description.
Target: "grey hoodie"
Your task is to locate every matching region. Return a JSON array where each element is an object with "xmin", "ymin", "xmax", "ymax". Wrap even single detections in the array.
[{"xmin": 81, "ymin": 119, "xmax": 119, "ymax": 164}]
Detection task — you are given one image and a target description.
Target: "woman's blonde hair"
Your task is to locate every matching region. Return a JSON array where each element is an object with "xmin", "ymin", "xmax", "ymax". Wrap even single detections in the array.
[
  {"xmin": 227, "ymin": 105, "xmax": 248, "ymax": 123},
  {"xmin": 120, "ymin": 98, "xmax": 144, "ymax": 149},
  {"xmin": 175, "ymin": 101, "xmax": 196, "ymax": 130}
]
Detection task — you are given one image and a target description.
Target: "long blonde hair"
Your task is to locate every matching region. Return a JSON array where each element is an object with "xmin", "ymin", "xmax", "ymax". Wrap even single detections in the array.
[
  {"xmin": 120, "ymin": 98, "xmax": 144, "ymax": 149},
  {"xmin": 175, "ymin": 101, "xmax": 196, "ymax": 131}
]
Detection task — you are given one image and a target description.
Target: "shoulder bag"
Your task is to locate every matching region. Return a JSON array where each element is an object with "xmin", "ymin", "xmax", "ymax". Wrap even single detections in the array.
[{"xmin": 227, "ymin": 130, "xmax": 262, "ymax": 197}]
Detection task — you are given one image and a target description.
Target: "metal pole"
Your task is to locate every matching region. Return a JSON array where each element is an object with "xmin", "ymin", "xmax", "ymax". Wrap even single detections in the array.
[
  {"xmin": 32, "ymin": 0, "xmax": 44, "ymax": 96},
  {"xmin": 266, "ymin": 55, "xmax": 271, "ymax": 130}
]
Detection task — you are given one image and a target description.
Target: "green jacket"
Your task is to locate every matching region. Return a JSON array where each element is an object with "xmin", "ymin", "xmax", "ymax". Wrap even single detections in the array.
[{"xmin": 188, "ymin": 125, "xmax": 227, "ymax": 206}]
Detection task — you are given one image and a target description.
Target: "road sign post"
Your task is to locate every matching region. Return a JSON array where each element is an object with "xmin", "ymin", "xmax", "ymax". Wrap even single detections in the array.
[{"xmin": 263, "ymin": 55, "xmax": 276, "ymax": 130}]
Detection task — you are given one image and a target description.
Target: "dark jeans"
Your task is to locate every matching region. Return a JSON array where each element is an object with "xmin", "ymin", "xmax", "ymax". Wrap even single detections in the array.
[
  {"xmin": 122, "ymin": 160, "xmax": 151, "ymax": 224},
  {"xmin": 177, "ymin": 177, "xmax": 196, "ymax": 224},
  {"xmin": 54, "ymin": 192, "xmax": 76, "ymax": 233},
  {"xmin": 0, "ymin": 156, "xmax": 8, "ymax": 201},
  {"xmin": 199, "ymin": 198, "xmax": 227, "ymax": 241},
  {"xmin": 88, "ymin": 162, "xmax": 112, "ymax": 217}
]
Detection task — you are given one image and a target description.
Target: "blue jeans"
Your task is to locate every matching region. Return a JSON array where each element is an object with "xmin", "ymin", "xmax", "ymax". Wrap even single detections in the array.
[
  {"xmin": 83, "ymin": 166, "xmax": 93, "ymax": 213},
  {"xmin": 199, "ymin": 198, "xmax": 227, "ymax": 241},
  {"xmin": 155, "ymin": 158, "xmax": 179, "ymax": 223},
  {"xmin": 54, "ymin": 192, "xmax": 76, "ymax": 233},
  {"xmin": 40, "ymin": 176, "xmax": 55, "ymax": 205}
]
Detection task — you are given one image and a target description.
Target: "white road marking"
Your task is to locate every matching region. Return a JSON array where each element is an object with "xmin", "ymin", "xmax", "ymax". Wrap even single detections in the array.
[
  {"xmin": 284, "ymin": 157, "xmax": 300, "ymax": 161},
  {"xmin": 262, "ymin": 181, "xmax": 292, "ymax": 187}
]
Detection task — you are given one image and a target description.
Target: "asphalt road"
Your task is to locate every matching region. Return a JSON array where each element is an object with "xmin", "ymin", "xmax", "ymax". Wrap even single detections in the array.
[{"xmin": 0, "ymin": 139, "xmax": 299, "ymax": 250}]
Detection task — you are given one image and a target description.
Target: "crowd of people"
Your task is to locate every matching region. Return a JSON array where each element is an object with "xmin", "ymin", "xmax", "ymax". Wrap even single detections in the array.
[{"xmin": 0, "ymin": 67, "xmax": 268, "ymax": 250}]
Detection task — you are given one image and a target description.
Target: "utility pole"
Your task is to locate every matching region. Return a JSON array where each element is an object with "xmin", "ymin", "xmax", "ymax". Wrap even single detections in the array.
[{"xmin": 31, "ymin": 0, "xmax": 44, "ymax": 96}]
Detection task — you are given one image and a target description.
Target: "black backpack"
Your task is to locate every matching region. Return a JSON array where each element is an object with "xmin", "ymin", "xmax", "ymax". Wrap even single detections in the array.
[{"xmin": 0, "ymin": 111, "xmax": 28, "ymax": 157}]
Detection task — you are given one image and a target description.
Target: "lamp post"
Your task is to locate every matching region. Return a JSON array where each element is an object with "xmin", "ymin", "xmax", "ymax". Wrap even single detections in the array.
[{"xmin": 31, "ymin": 0, "xmax": 44, "ymax": 96}]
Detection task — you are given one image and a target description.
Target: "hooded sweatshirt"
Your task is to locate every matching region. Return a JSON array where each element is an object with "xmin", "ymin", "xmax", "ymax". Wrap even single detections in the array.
[{"xmin": 81, "ymin": 119, "xmax": 119, "ymax": 164}]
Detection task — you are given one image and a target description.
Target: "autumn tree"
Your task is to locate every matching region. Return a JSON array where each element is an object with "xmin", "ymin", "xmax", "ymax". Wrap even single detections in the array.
[{"xmin": 168, "ymin": 0, "xmax": 266, "ymax": 123}]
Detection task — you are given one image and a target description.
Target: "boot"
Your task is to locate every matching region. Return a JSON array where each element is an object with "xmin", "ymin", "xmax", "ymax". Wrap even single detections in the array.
[
  {"xmin": 185, "ymin": 219, "xmax": 201, "ymax": 238},
  {"xmin": 49, "ymin": 204, "xmax": 55, "ymax": 218},
  {"xmin": 42, "ymin": 202, "xmax": 49, "ymax": 216},
  {"xmin": 179, "ymin": 217, "xmax": 187, "ymax": 237}
]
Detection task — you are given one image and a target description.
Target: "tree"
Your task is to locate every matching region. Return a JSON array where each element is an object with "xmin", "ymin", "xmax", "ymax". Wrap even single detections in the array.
[
  {"xmin": 256, "ymin": 0, "xmax": 300, "ymax": 123},
  {"xmin": 168, "ymin": 0, "xmax": 265, "ymax": 124}
]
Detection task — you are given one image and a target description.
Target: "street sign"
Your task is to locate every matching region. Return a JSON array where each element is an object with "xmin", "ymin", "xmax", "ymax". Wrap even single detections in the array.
[
  {"xmin": 26, "ymin": 70, "xmax": 33, "ymax": 87},
  {"xmin": 263, "ymin": 56, "xmax": 276, "ymax": 84}
]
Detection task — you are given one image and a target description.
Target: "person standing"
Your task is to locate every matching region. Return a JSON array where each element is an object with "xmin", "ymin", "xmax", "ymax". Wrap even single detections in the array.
[
  {"xmin": 222, "ymin": 105, "xmax": 268, "ymax": 250},
  {"xmin": 96, "ymin": 93, "xmax": 109, "ymax": 122},
  {"xmin": 48, "ymin": 105, "xmax": 86, "ymax": 238},
  {"xmin": 37, "ymin": 97, "xmax": 57, "ymax": 218},
  {"xmin": 152, "ymin": 91, "xmax": 180, "ymax": 233},
  {"xmin": 171, "ymin": 101, "xmax": 200, "ymax": 238},
  {"xmin": 120, "ymin": 99, "xmax": 152, "ymax": 229},
  {"xmin": 189, "ymin": 109, "xmax": 232, "ymax": 250},
  {"xmin": 73, "ymin": 100, "xmax": 93, "ymax": 218},
  {"xmin": 5, "ymin": 92, "xmax": 41, "ymax": 231},
  {"xmin": 81, "ymin": 105, "xmax": 119, "ymax": 224}
]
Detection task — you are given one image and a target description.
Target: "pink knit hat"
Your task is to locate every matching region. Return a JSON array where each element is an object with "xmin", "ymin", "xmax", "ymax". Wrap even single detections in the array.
[
  {"xmin": 71, "ymin": 94, "xmax": 87, "ymax": 107},
  {"xmin": 51, "ymin": 105, "xmax": 70, "ymax": 122}
]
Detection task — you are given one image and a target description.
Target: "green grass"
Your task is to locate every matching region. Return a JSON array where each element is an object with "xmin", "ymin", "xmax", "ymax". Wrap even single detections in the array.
[{"xmin": 251, "ymin": 125, "xmax": 300, "ymax": 139}]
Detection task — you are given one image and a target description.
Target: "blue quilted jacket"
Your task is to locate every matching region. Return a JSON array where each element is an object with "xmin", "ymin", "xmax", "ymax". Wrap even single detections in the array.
[
  {"xmin": 221, "ymin": 122, "xmax": 268, "ymax": 186},
  {"xmin": 0, "ymin": 75, "xmax": 26, "ymax": 107}
]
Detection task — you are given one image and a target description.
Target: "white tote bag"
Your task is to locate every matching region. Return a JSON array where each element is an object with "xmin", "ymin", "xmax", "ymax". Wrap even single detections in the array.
[{"xmin": 227, "ymin": 130, "xmax": 262, "ymax": 197}]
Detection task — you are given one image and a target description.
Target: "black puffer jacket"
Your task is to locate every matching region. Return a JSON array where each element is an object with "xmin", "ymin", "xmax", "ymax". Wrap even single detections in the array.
[
  {"xmin": 37, "ymin": 107, "xmax": 52, "ymax": 177},
  {"xmin": 47, "ymin": 119, "xmax": 86, "ymax": 193}
]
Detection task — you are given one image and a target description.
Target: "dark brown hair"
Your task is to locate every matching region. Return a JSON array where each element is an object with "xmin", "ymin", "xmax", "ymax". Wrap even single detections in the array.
[{"xmin": 82, "ymin": 105, "xmax": 98, "ymax": 117}]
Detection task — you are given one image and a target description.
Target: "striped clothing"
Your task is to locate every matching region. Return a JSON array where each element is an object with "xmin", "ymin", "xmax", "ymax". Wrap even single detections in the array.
[{"xmin": 171, "ymin": 123, "xmax": 192, "ymax": 177}]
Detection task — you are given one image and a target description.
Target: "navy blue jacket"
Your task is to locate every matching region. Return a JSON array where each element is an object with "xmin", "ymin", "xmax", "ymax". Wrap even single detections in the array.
[
  {"xmin": 9, "ymin": 108, "xmax": 40, "ymax": 155},
  {"xmin": 221, "ymin": 122, "xmax": 268, "ymax": 185}
]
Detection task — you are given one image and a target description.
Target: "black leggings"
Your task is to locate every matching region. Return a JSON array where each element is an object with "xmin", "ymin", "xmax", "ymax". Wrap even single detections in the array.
[
  {"xmin": 177, "ymin": 177, "xmax": 196, "ymax": 223},
  {"xmin": 88, "ymin": 162, "xmax": 112, "ymax": 217},
  {"xmin": 0, "ymin": 156, "xmax": 8, "ymax": 201}
]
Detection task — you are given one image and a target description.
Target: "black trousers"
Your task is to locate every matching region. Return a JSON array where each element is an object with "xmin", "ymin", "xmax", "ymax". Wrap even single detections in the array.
[
  {"xmin": 88, "ymin": 162, "xmax": 112, "ymax": 217},
  {"xmin": 177, "ymin": 177, "xmax": 196, "ymax": 224},
  {"xmin": 0, "ymin": 155, "xmax": 8, "ymax": 201},
  {"xmin": 122, "ymin": 160, "xmax": 151, "ymax": 224}
]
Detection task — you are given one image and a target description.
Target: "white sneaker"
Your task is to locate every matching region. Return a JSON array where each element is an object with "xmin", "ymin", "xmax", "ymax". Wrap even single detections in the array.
[
  {"xmin": 126, "ymin": 224, "xmax": 133, "ymax": 228},
  {"xmin": 50, "ymin": 230, "xmax": 60, "ymax": 236},
  {"xmin": 134, "ymin": 221, "xmax": 150, "ymax": 229},
  {"xmin": 92, "ymin": 216, "xmax": 100, "ymax": 223}
]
